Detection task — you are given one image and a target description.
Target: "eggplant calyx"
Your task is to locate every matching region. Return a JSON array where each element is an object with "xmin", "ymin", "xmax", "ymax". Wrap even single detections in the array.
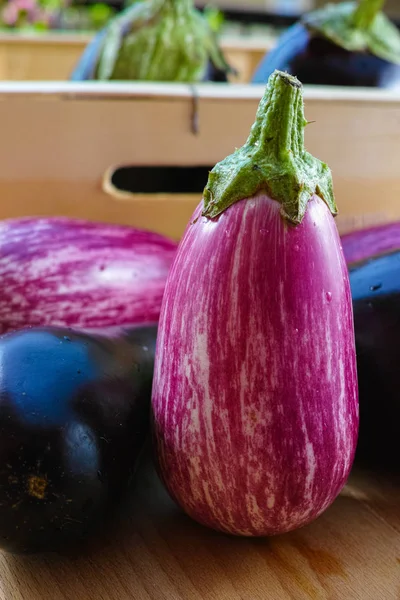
[
  {"xmin": 94, "ymin": 0, "xmax": 231, "ymax": 82},
  {"xmin": 202, "ymin": 70, "xmax": 336, "ymax": 225},
  {"xmin": 353, "ymin": 0, "xmax": 385, "ymax": 29},
  {"xmin": 302, "ymin": 1, "xmax": 400, "ymax": 65}
]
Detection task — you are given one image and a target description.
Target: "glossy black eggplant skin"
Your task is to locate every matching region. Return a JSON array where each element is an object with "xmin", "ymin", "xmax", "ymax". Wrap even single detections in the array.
[
  {"xmin": 252, "ymin": 22, "xmax": 400, "ymax": 88},
  {"xmin": 70, "ymin": 27, "xmax": 228, "ymax": 82},
  {"xmin": 70, "ymin": 28, "xmax": 107, "ymax": 81},
  {"xmin": 349, "ymin": 251, "xmax": 400, "ymax": 469},
  {"xmin": 0, "ymin": 323, "xmax": 157, "ymax": 554}
]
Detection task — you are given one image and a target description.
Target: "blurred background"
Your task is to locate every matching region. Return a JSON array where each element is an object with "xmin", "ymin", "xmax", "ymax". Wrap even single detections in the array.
[
  {"xmin": 1, "ymin": 0, "xmax": 398, "ymax": 83},
  {"xmin": 0, "ymin": 0, "xmax": 398, "ymax": 38}
]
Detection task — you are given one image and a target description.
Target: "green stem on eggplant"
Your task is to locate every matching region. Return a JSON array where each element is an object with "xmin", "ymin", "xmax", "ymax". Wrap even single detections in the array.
[
  {"xmin": 352, "ymin": 0, "xmax": 385, "ymax": 29},
  {"xmin": 94, "ymin": 0, "xmax": 231, "ymax": 81},
  {"xmin": 302, "ymin": 0, "xmax": 400, "ymax": 65},
  {"xmin": 202, "ymin": 70, "xmax": 336, "ymax": 224}
]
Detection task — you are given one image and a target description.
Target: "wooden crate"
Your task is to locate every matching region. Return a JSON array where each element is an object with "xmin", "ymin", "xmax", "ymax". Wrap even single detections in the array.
[
  {"xmin": 0, "ymin": 32, "xmax": 274, "ymax": 83},
  {"xmin": 1, "ymin": 81, "xmax": 399, "ymax": 240},
  {"xmin": 0, "ymin": 32, "xmax": 91, "ymax": 81}
]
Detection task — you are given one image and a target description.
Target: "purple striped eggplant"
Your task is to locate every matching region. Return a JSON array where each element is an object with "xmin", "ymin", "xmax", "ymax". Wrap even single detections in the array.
[
  {"xmin": 0, "ymin": 217, "xmax": 177, "ymax": 334},
  {"xmin": 341, "ymin": 221, "xmax": 400, "ymax": 265},
  {"xmin": 151, "ymin": 70, "xmax": 359, "ymax": 537}
]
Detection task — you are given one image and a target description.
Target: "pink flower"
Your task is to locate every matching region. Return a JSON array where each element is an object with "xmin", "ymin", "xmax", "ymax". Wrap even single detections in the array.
[
  {"xmin": 1, "ymin": 2, "xmax": 19, "ymax": 25},
  {"xmin": 15, "ymin": 0, "xmax": 37, "ymax": 11}
]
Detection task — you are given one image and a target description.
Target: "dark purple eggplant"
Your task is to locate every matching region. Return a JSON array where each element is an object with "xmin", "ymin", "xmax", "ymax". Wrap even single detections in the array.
[
  {"xmin": 70, "ymin": 28, "xmax": 108, "ymax": 81},
  {"xmin": 349, "ymin": 250, "xmax": 400, "ymax": 469},
  {"xmin": 252, "ymin": 0, "xmax": 400, "ymax": 88},
  {"xmin": 0, "ymin": 323, "xmax": 156, "ymax": 554}
]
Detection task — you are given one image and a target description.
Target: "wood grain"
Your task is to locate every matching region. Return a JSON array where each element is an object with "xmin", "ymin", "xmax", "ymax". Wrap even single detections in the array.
[
  {"xmin": 1, "ymin": 84, "xmax": 400, "ymax": 241},
  {"xmin": 0, "ymin": 455, "xmax": 399, "ymax": 600}
]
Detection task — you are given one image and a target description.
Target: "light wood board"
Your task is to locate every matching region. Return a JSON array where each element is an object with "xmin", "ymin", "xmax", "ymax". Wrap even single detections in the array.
[
  {"xmin": 0, "ymin": 456, "xmax": 399, "ymax": 600},
  {"xmin": 1, "ymin": 83, "xmax": 400, "ymax": 240}
]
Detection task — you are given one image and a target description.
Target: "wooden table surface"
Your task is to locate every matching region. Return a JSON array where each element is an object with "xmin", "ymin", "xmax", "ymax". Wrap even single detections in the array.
[{"xmin": 1, "ymin": 455, "xmax": 399, "ymax": 600}]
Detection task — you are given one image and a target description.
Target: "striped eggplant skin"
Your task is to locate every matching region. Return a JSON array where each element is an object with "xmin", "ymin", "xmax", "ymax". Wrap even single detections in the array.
[
  {"xmin": 152, "ymin": 193, "xmax": 359, "ymax": 537},
  {"xmin": 341, "ymin": 221, "xmax": 400, "ymax": 265},
  {"xmin": 0, "ymin": 217, "xmax": 177, "ymax": 334}
]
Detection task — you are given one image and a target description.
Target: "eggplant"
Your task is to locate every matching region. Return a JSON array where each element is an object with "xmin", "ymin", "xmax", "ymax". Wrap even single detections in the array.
[
  {"xmin": 252, "ymin": 0, "xmax": 400, "ymax": 88},
  {"xmin": 349, "ymin": 250, "xmax": 400, "ymax": 468},
  {"xmin": 70, "ymin": 28, "xmax": 108, "ymax": 81},
  {"xmin": 151, "ymin": 71, "xmax": 358, "ymax": 537},
  {"xmin": 341, "ymin": 221, "xmax": 400, "ymax": 264},
  {"xmin": 340, "ymin": 224, "xmax": 400, "ymax": 468},
  {"xmin": 0, "ymin": 217, "xmax": 177, "ymax": 334},
  {"xmin": 0, "ymin": 322, "xmax": 156, "ymax": 554},
  {"xmin": 70, "ymin": 0, "xmax": 232, "ymax": 82}
]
